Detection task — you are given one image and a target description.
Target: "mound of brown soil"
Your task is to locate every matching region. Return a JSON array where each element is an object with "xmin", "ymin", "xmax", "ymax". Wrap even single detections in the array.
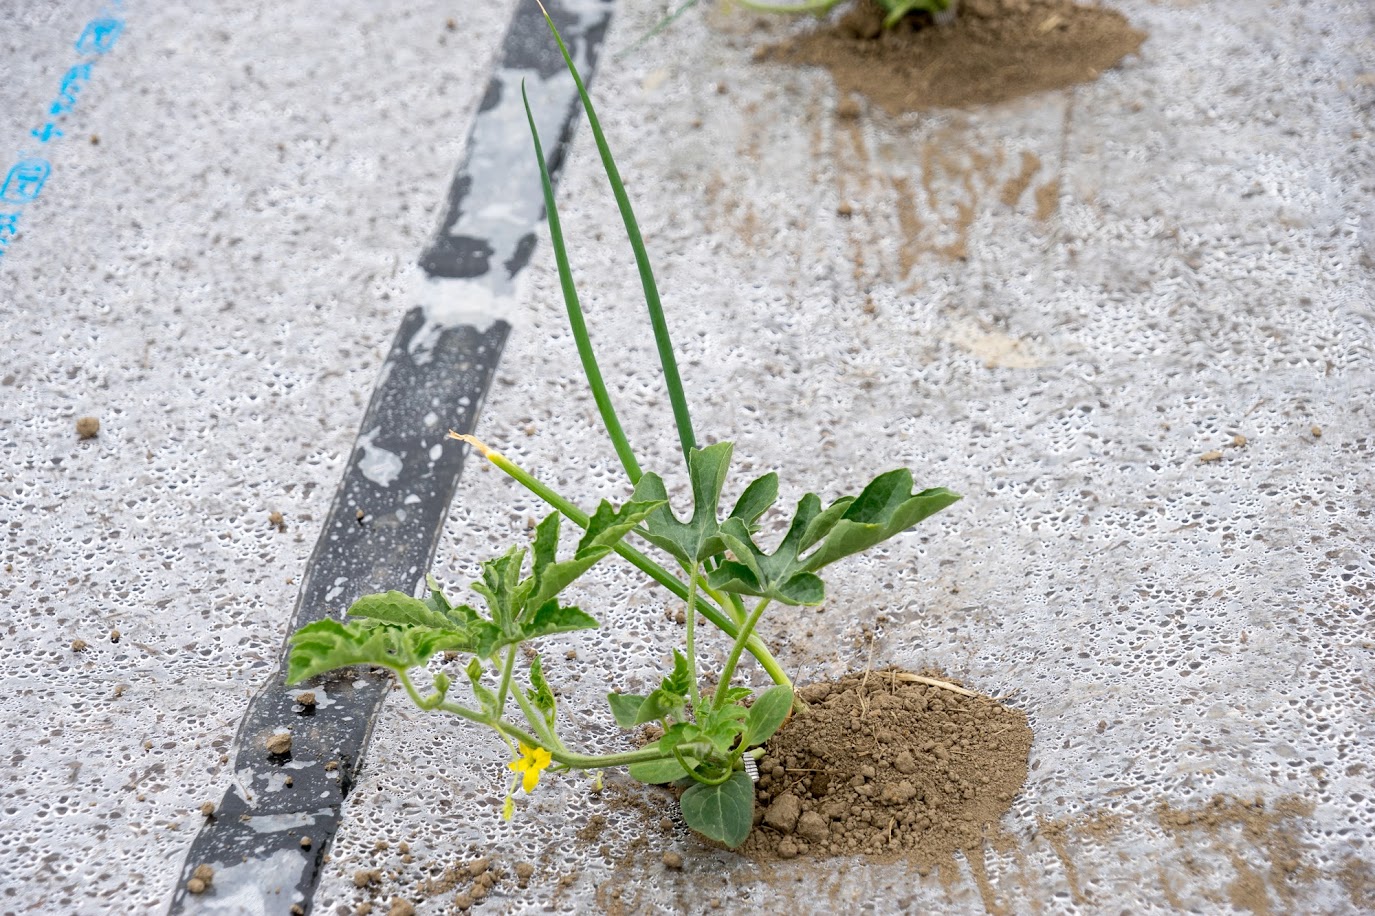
[
  {"xmin": 740, "ymin": 668, "xmax": 1032, "ymax": 866},
  {"xmin": 760, "ymin": 0, "xmax": 1147, "ymax": 113}
]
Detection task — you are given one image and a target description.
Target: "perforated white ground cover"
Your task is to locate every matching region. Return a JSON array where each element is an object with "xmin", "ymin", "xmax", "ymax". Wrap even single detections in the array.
[{"xmin": 2, "ymin": 1, "xmax": 1373, "ymax": 913}]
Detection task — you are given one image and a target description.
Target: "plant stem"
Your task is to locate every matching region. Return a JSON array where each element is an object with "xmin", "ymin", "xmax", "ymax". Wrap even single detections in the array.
[
  {"xmin": 685, "ymin": 561, "xmax": 701, "ymax": 710},
  {"xmin": 398, "ymin": 669, "xmax": 673, "ymax": 770},
  {"xmin": 712, "ymin": 597, "xmax": 773, "ymax": 709},
  {"xmin": 521, "ymin": 81, "xmax": 642, "ymax": 483},
  {"xmin": 734, "ymin": 0, "xmax": 845, "ymax": 14},
  {"xmin": 541, "ymin": 741, "xmax": 672, "ymax": 771},
  {"xmin": 724, "ymin": 590, "xmax": 748, "ymax": 626},
  {"xmin": 451, "ymin": 433, "xmax": 790, "ymax": 687},
  {"xmin": 451, "ymin": 702, "xmax": 668, "ymax": 769},
  {"xmin": 396, "ymin": 668, "xmax": 479, "ymax": 719}
]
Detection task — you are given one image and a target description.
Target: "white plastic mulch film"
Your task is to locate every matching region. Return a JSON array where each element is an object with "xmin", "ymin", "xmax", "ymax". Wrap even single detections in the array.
[{"xmin": 2, "ymin": 1, "xmax": 1373, "ymax": 914}]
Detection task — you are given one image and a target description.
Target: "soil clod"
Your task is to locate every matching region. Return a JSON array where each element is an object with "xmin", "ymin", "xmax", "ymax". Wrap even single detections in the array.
[
  {"xmin": 741, "ymin": 668, "xmax": 1031, "ymax": 869},
  {"xmin": 761, "ymin": 0, "xmax": 1146, "ymax": 114},
  {"xmin": 187, "ymin": 863, "xmax": 214, "ymax": 894}
]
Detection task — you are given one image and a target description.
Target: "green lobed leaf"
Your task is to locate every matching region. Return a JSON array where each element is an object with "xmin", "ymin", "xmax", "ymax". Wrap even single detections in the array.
[
  {"xmin": 526, "ymin": 500, "xmax": 665, "ymax": 616},
  {"xmin": 798, "ymin": 495, "xmax": 855, "ymax": 552},
  {"xmin": 631, "ymin": 442, "xmax": 735, "ymax": 564},
  {"xmin": 286, "ymin": 619, "xmax": 473, "ymax": 685},
  {"xmin": 710, "ymin": 472, "xmax": 959, "ymax": 603},
  {"xmin": 802, "ymin": 472, "xmax": 961, "ymax": 572},
  {"xmin": 578, "ymin": 498, "xmax": 665, "ymax": 554},
  {"xmin": 729, "ymin": 472, "xmax": 778, "ymax": 532},
  {"xmin": 348, "ymin": 590, "xmax": 478, "ymax": 630},
  {"xmin": 527, "ymin": 513, "xmax": 562, "ymax": 603},
  {"xmin": 462, "ymin": 602, "xmax": 599, "ymax": 662},
  {"xmin": 680, "ymin": 771, "xmax": 756, "ymax": 848},
  {"xmin": 424, "ymin": 574, "xmax": 455, "ymax": 612},
  {"xmin": 525, "ymin": 546, "xmax": 611, "ymax": 617},
  {"xmin": 471, "ymin": 545, "xmax": 527, "ymax": 634},
  {"xmin": 742, "ymin": 685, "xmax": 794, "ymax": 749},
  {"xmin": 708, "ymin": 494, "xmax": 828, "ymax": 606},
  {"xmin": 522, "ymin": 600, "xmax": 599, "ymax": 641},
  {"xmin": 469, "ymin": 620, "xmax": 504, "ymax": 661}
]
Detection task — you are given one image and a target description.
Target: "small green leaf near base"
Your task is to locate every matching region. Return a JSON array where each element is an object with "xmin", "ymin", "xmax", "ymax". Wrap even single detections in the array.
[
  {"xmin": 628, "ymin": 756, "xmax": 689, "ymax": 784},
  {"xmin": 680, "ymin": 770, "xmax": 755, "ymax": 848},
  {"xmin": 742, "ymin": 684, "xmax": 794, "ymax": 749}
]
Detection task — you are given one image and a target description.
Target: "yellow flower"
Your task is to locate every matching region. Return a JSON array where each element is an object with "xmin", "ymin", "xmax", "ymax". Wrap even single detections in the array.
[{"xmin": 508, "ymin": 742, "xmax": 552, "ymax": 793}]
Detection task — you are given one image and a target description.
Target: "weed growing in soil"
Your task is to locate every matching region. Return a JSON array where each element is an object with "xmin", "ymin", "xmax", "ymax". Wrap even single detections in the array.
[
  {"xmin": 736, "ymin": 0, "xmax": 951, "ymax": 30},
  {"xmin": 286, "ymin": 3, "xmax": 959, "ymax": 849}
]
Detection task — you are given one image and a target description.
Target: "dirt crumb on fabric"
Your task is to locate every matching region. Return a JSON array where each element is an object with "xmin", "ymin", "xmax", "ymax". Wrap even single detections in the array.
[
  {"xmin": 760, "ymin": 0, "xmax": 1146, "ymax": 113},
  {"xmin": 1156, "ymin": 794, "xmax": 1317, "ymax": 913},
  {"xmin": 740, "ymin": 668, "xmax": 1032, "ymax": 870},
  {"xmin": 416, "ymin": 855, "xmax": 505, "ymax": 909},
  {"xmin": 187, "ymin": 863, "xmax": 214, "ymax": 894}
]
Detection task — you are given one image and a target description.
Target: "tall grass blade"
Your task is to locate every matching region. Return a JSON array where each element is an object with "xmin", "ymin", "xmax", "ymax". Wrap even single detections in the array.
[
  {"xmin": 522, "ymin": 81, "xmax": 642, "ymax": 483},
  {"xmin": 615, "ymin": 0, "xmax": 703, "ymax": 60},
  {"xmin": 538, "ymin": 3, "xmax": 699, "ymax": 471}
]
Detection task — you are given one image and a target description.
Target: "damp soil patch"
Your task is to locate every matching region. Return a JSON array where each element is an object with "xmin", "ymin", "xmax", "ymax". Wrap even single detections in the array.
[
  {"xmin": 759, "ymin": 0, "xmax": 1147, "ymax": 113},
  {"xmin": 740, "ymin": 668, "xmax": 1032, "ymax": 869}
]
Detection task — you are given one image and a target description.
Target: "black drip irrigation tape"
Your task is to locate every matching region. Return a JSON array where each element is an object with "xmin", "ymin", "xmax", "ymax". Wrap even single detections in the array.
[{"xmin": 168, "ymin": 2, "xmax": 615, "ymax": 912}]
